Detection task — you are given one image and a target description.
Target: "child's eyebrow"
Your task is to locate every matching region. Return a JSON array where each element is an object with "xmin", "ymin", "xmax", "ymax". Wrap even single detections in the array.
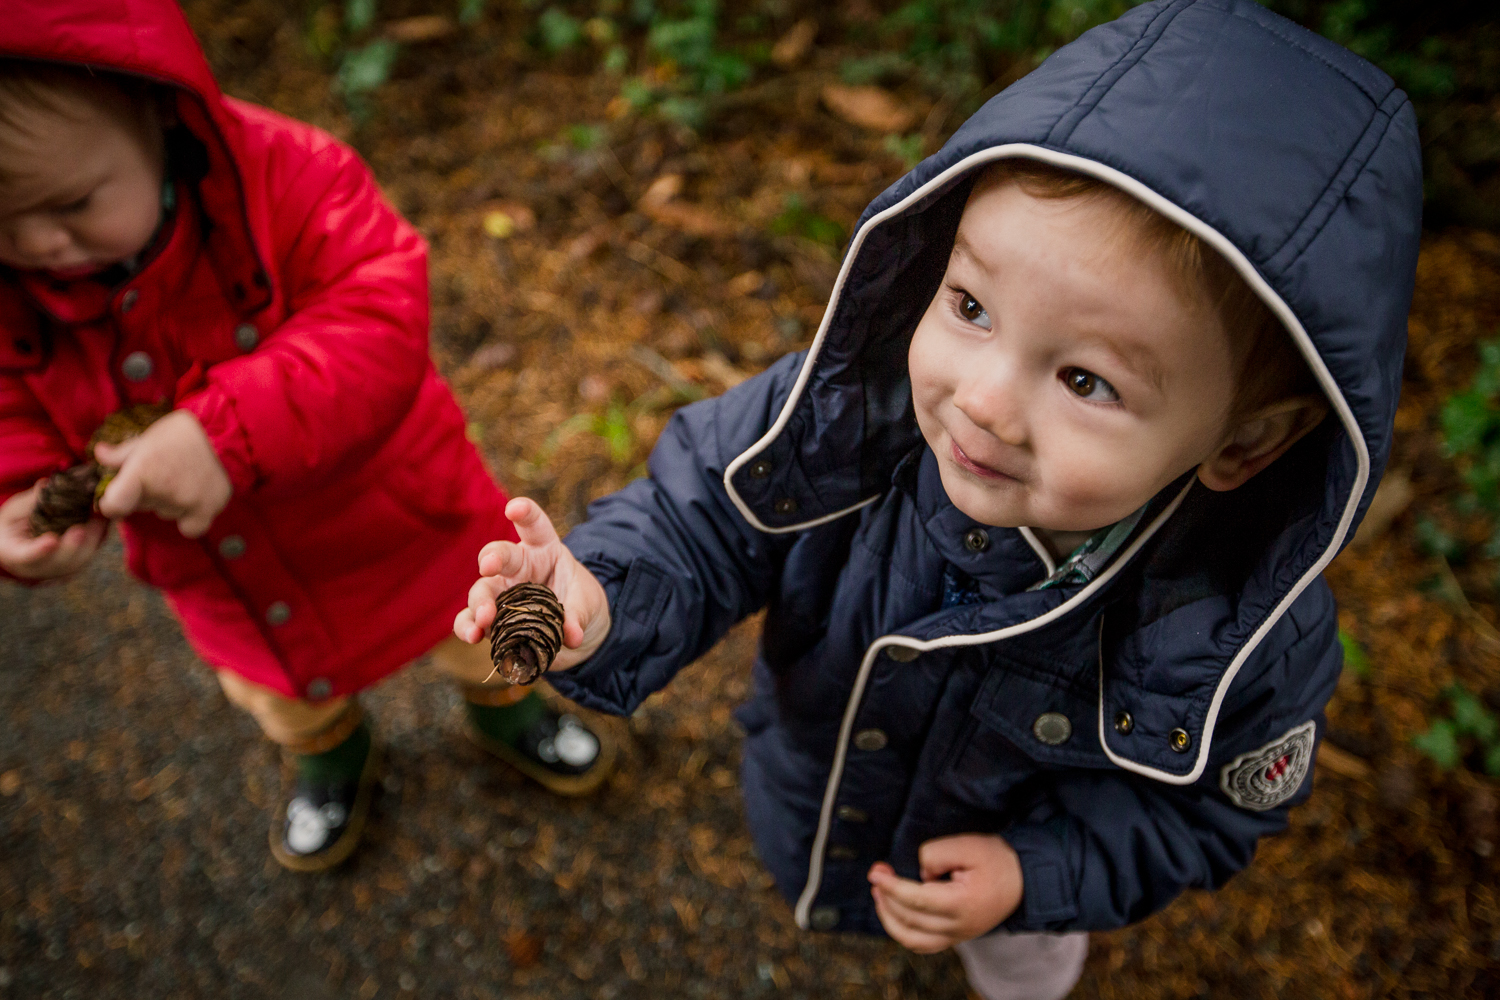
[{"xmin": 1092, "ymin": 335, "xmax": 1166, "ymax": 395}]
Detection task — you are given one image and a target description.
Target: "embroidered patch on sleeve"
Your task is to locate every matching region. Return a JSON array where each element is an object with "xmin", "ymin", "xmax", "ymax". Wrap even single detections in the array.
[{"xmin": 1219, "ymin": 720, "xmax": 1316, "ymax": 811}]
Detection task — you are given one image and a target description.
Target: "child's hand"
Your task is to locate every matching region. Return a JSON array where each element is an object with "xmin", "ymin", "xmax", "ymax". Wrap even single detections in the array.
[
  {"xmin": 454, "ymin": 497, "xmax": 611, "ymax": 671},
  {"xmin": 0, "ymin": 482, "xmax": 108, "ymax": 580},
  {"xmin": 95, "ymin": 410, "xmax": 232, "ymax": 539},
  {"xmin": 867, "ymin": 833, "xmax": 1025, "ymax": 953}
]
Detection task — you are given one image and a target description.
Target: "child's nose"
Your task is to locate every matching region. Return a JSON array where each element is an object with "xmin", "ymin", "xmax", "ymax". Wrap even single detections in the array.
[
  {"xmin": 11, "ymin": 216, "xmax": 72, "ymax": 261},
  {"xmin": 954, "ymin": 367, "xmax": 1029, "ymax": 447}
]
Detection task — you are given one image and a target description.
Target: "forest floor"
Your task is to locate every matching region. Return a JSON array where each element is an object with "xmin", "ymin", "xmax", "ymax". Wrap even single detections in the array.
[{"xmin": 2, "ymin": 3, "xmax": 1498, "ymax": 999}]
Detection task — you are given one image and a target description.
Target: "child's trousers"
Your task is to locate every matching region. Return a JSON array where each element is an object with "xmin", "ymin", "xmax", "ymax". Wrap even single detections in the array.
[
  {"xmin": 216, "ymin": 635, "xmax": 513, "ymax": 750},
  {"xmin": 955, "ymin": 930, "xmax": 1089, "ymax": 1000}
]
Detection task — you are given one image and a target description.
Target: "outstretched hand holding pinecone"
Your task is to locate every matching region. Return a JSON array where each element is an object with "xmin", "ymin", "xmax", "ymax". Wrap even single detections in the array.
[
  {"xmin": 28, "ymin": 403, "xmax": 169, "ymax": 537},
  {"xmin": 455, "ymin": 498, "xmax": 612, "ymax": 673}
]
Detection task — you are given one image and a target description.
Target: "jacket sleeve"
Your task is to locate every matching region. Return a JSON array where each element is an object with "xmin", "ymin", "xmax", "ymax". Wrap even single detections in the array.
[
  {"xmin": 545, "ymin": 352, "xmax": 807, "ymax": 716},
  {"xmin": 999, "ymin": 588, "xmax": 1343, "ymax": 932},
  {"xmin": 179, "ymin": 137, "xmax": 430, "ymax": 497},
  {"xmin": 0, "ymin": 373, "xmax": 76, "ymax": 584}
]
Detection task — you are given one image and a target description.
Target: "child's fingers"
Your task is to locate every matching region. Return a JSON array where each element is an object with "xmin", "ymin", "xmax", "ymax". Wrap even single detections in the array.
[
  {"xmin": 453, "ymin": 606, "xmax": 485, "ymax": 645},
  {"xmin": 477, "ymin": 540, "xmax": 527, "ymax": 580},
  {"xmin": 97, "ymin": 463, "xmax": 144, "ymax": 520},
  {"xmin": 872, "ymin": 888, "xmax": 954, "ymax": 954},
  {"xmin": 467, "ymin": 575, "xmax": 507, "ymax": 627},
  {"xmin": 91, "ymin": 438, "xmax": 136, "ymax": 469},
  {"xmin": 873, "ymin": 870, "xmax": 964, "ymax": 919},
  {"xmin": 505, "ymin": 497, "xmax": 562, "ymax": 550},
  {"xmin": 917, "ymin": 834, "xmax": 979, "ymax": 881}
]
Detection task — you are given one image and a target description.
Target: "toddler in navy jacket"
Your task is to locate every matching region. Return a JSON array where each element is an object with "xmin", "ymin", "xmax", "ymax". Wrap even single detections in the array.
[{"xmin": 457, "ymin": 1, "xmax": 1421, "ymax": 996}]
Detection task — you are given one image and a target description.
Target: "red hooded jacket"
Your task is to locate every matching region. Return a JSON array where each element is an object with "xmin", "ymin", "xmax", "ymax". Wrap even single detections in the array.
[{"xmin": 0, "ymin": 0, "xmax": 516, "ymax": 699}]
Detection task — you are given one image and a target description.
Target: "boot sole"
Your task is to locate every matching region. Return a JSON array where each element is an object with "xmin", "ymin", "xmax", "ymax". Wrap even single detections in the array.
[{"xmin": 269, "ymin": 737, "xmax": 382, "ymax": 873}]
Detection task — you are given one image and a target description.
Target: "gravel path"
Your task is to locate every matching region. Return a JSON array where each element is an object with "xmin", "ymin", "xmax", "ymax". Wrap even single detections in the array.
[{"xmin": 0, "ymin": 539, "xmax": 969, "ymax": 1000}]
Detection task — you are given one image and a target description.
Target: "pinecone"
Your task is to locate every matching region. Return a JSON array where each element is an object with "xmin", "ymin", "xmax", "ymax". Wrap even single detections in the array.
[
  {"xmin": 488, "ymin": 583, "xmax": 565, "ymax": 685},
  {"xmin": 28, "ymin": 464, "xmax": 104, "ymax": 536},
  {"xmin": 90, "ymin": 402, "xmax": 171, "ymax": 451},
  {"xmin": 27, "ymin": 403, "xmax": 171, "ymax": 537}
]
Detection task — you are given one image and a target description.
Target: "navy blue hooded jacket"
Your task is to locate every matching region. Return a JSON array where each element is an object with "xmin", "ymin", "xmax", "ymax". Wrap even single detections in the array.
[{"xmin": 550, "ymin": 0, "xmax": 1422, "ymax": 936}]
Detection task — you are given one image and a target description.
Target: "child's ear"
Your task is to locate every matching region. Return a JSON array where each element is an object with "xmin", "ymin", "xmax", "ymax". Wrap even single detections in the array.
[{"xmin": 1197, "ymin": 396, "xmax": 1328, "ymax": 492}]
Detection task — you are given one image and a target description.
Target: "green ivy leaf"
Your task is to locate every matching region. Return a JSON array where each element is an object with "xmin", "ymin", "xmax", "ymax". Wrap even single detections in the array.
[
  {"xmin": 1446, "ymin": 683, "xmax": 1500, "ymax": 743},
  {"xmin": 1412, "ymin": 719, "xmax": 1461, "ymax": 771},
  {"xmin": 1338, "ymin": 629, "xmax": 1371, "ymax": 678},
  {"xmin": 538, "ymin": 7, "xmax": 583, "ymax": 54},
  {"xmin": 338, "ymin": 39, "xmax": 399, "ymax": 96},
  {"xmin": 345, "ymin": 0, "xmax": 379, "ymax": 35}
]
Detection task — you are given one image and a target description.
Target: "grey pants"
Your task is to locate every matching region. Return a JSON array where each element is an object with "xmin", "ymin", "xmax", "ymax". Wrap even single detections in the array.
[{"xmin": 954, "ymin": 931, "xmax": 1089, "ymax": 1000}]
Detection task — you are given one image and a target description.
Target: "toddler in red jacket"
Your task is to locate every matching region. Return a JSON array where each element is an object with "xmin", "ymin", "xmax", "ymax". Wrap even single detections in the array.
[{"xmin": 0, "ymin": 0, "xmax": 613, "ymax": 871}]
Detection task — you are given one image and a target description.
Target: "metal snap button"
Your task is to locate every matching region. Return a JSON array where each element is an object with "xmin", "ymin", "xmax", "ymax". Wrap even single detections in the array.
[
  {"xmin": 748, "ymin": 459, "xmax": 773, "ymax": 479},
  {"xmin": 1114, "ymin": 710, "xmax": 1134, "ymax": 735},
  {"xmin": 234, "ymin": 324, "xmax": 259, "ymax": 351},
  {"xmin": 835, "ymin": 805, "xmax": 868, "ymax": 823},
  {"xmin": 1032, "ymin": 712, "xmax": 1073, "ymax": 746},
  {"xmin": 1169, "ymin": 728, "xmax": 1192, "ymax": 753},
  {"xmin": 809, "ymin": 906, "xmax": 839, "ymax": 931},
  {"xmin": 963, "ymin": 527, "xmax": 990, "ymax": 553},
  {"xmin": 853, "ymin": 728, "xmax": 888, "ymax": 752},
  {"xmin": 265, "ymin": 601, "xmax": 291, "ymax": 626},
  {"xmin": 217, "ymin": 535, "xmax": 247, "ymax": 560},
  {"xmin": 121, "ymin": 351, "xmax": 154, "ymax": 382},
  {"xmin": 773, "ymin": 497, "xmax": 797, "ymax": 516},
  {"xmin": 306, "ymin": 678, "xmax": 333, "ymax": 700},
  {"xmin": 826, "ymin": 845, "xmax": 858, "ymax": 861},
  {"xmin": 884, "ymin": 645, "xmax": 919, "ymax": 662},
  {"xmin": 119, "ymin": 289, "xmax": 139, "ymax": 313}
]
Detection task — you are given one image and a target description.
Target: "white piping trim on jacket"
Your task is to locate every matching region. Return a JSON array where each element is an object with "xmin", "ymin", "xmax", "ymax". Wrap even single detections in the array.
[
  {"xmin": 734, "ymin": 144, "xmax": 1370, "ymax": 922},
  {"xmin": 1017, "ymin": 526, "xmax": 1056, "ymax": 576},
  {"xmin": 793, "ymin": 478, "xmax": 1195, "ymax": 928}
]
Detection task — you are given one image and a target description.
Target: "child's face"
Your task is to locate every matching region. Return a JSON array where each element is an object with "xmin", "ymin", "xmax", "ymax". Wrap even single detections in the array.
[
  {"xmin": 0, "ymin": 91, "xmax": 164, "ymax": 277},
  {"xmin": 909, "ymin": 180, "xmax": 1237, "ymax": 533}
]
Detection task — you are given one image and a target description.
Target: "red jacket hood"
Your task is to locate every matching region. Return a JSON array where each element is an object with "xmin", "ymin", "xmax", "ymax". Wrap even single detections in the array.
[{"xmin": 1, "ymin": 0, "xmax": 273, "ymax": 354}]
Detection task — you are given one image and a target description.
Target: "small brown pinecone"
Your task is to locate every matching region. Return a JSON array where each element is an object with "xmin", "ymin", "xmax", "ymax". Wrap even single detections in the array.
[
  {"xmin": 488, "ymin": 583, "xmax": 565, "ymax": 685},
  {"xmin": 29, "ymin": 464, "xmax": 104, "ymax": 536},
  {"xmin": 27, "ymin": 403, "xmax": 172, "ymax": 537},
  {"xmin": 90, "ymin": 402, "xmax": 171, "ymax": 452}
]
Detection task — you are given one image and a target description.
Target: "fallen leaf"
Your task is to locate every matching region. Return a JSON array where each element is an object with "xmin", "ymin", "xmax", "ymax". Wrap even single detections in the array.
[
  {"xmin": 480, "ymin": 201, "xmax": 536, "ymax": 240},
  {"xmin": 0, "ymin": 769, "xmax": 20, "ymax": 796},
  {"xmin": 505, "ymin": 930, "xmax": 543, "ymax": 969},
  {"xmin": 771, "ymin": 19, "xmax": 818, "ymax": 68},
  {"xmin": 468, "ymin": 342, "xmax": 517, "ymax": 370},
  {"xmin": 566, "ymin": 223, "xmax": 612, "ymax": 261},
  {"xmin": 1315, "ymin": 742, "xmax": 1371, "ymax": 780},
  {"xmin": 384, "ymin": 15, "xmax": 455, "ymax": 44},
  {"xmin": 644, "ymin": 201, "xmax": 735, "ymax": 239},
  {"xmin": 639, "ymin": 174, "xmax": 684, "ymax": 210},
  {"xmin": 1352, "ymin": 467, "xmax": 1413, "ymax": 545},
  {"xmin": 821, "ymin": 83, "xmax": 916, "ymax": 133},
  {"xmin": 726, "ymin": 270, "xmax": 765, "ymax": 297},
  {"xmin": 700, "ymin": 351, "xmax": 747, "ymax": 388}
]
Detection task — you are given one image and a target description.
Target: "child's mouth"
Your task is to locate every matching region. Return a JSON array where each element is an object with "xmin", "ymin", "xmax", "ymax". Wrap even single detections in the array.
[{"xmin": 951, "ymin": 441, "xmax": 1016, "ymax": 481}]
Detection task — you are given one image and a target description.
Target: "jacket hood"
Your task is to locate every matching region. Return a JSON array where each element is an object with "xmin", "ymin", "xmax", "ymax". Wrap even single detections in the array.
[
  {"xmin": 725, "ymin": 0, "xmax": 1422, "ymax": 784},
  {"xmin": 1, "ymin": 0, "xmax": 273, "ymax": 332}
]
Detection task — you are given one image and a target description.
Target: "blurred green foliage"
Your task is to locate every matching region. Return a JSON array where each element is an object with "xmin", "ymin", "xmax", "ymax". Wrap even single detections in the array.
[
  {"xmin": 770, "ymin": 194, "xmax": 845, "ymax": 248},
  {"xmin": 1440, "ymin": 339, "xmax": 1500, "ymax": 562},
  {"xmin": 1339, "ymin": 629, "xmax": 1371, "ymax": 678},
  {"xmin": 1413, "ymin": 683, "xmax": 1500, "ymax": 777}
]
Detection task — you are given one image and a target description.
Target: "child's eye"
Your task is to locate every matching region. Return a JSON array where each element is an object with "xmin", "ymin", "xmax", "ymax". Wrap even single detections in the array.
[
  {"xmin": 1063, "ymin": 368, "xmax": 1119, "ymax": 402},
  {"xmin": 953, "ymin": 289, "xmax": 991, "ymax": 330},
  {"xmin": 57, "ymin": 194, "xmax": 91, "ymax": 214}
]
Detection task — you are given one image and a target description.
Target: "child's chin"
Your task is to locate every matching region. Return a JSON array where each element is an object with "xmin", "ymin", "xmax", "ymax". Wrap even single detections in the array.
[{"xmin": 942, "ymin": 475, "xmax": 1025, "ymax": 528}]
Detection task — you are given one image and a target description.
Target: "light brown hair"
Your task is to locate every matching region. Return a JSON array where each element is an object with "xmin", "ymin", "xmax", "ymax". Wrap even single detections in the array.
[
  {"xmin": 0, "ymin": 60, "xmax": 159, "ymax": 175},
  {"xmin": 970, "ymin": 159, "xmax": 1322, "ymax": 423}
]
